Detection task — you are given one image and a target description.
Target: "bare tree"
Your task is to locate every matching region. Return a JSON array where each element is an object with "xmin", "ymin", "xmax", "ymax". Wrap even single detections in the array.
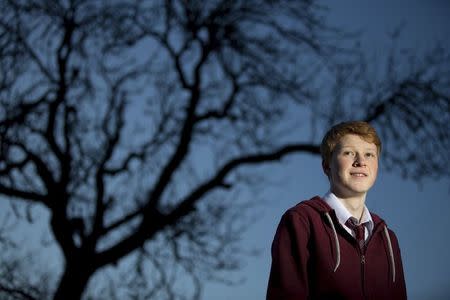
[{"xmin": 0, "ymin": 0, "xmax": 448, "ymax": 299}]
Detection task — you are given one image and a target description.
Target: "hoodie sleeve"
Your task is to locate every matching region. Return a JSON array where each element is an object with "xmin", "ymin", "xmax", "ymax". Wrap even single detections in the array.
[{"xmin": 266, "ymin": 209, "xmax": 311, "ymax": 300}]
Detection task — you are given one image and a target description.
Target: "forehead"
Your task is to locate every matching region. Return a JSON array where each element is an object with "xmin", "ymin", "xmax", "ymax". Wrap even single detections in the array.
[{"xmin": 336, "ymin": 134, "xmax": 377, "ymax": 150}]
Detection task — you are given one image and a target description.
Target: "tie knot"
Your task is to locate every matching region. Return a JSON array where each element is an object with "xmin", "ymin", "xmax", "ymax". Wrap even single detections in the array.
[{"xmin": 345, "ymin": 218, "xmax": 366, "ymax": 241}]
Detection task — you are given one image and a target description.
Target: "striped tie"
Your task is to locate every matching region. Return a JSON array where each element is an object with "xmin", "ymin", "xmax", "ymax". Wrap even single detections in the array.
[{"xmin": 346, "ymin": 218, "xmax": 366, "ymax": 253}]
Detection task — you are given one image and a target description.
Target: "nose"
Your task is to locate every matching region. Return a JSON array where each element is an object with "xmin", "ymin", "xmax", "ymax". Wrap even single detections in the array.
[{"xmin": 353, "ymin": 153, "xmax": 366, "ymax": 166}]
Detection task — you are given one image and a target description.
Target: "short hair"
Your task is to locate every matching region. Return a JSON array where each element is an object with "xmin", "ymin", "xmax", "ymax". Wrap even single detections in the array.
[{"xmin": 320, "ymin": 121, "xmax": 382, "ymax": 166}]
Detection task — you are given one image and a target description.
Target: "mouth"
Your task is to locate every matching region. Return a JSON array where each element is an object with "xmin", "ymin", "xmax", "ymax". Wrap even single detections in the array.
[{"xmin": 350, "ymin": 172, "xmax": 368, "ymax": 177}]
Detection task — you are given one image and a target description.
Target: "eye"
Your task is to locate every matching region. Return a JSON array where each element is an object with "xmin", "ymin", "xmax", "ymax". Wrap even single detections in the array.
[
  {"xmin": 365, "ymin": 152, "xmax": 376, "ymax": 158},
  {"xmin": 343, "ymin": 151, "xmax": 355, "ymax": 156}
]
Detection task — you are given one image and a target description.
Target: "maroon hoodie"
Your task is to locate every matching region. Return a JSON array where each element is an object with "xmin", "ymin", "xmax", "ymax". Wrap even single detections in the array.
[{"xmin": 266, "ymin": 197, "xmax": 406, "ymax": 299}]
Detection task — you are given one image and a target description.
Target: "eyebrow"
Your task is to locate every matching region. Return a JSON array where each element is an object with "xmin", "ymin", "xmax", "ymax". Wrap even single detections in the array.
[{"xmin": 340, "ymin": 145, "xmax": 377, "ymax": 151}]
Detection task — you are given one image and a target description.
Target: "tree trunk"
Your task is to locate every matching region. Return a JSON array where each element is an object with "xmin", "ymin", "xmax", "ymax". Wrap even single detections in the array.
[{"xmin": 53, "ymin": 259, "xmax": 94, "ymax": 300}]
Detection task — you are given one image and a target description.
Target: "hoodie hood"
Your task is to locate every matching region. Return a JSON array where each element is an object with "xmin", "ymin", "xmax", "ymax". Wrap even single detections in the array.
[{"xmin": 302, "ymin": 196, "xmax": 333, "ymax": 213}]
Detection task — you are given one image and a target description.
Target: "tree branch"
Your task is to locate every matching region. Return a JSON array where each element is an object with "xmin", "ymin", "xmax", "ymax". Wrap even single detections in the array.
[
  {"xmin": 165, "ymin": 143, "xmax": 320, "ymax": 223},
  {"xmin": 94, "ymin": 142, "xmax": 319, "ymax": 269},
  {"xmin": 0, "ymin": 184, "xmax": 47, "ymax": 204}
]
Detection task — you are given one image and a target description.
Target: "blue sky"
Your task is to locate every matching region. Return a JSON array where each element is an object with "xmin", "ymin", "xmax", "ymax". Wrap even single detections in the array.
[
  {"xmin": 203, "ymin": 1, "xmax": 450, "ymax": 299},
  {"xmin": 1, "ymin": 1, "xmax": 448, "ymax": 299}
]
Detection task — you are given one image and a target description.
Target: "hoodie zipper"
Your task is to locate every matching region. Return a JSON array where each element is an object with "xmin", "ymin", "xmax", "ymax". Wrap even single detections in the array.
[{"xmin": 361, "ymin": 253, "xmax": 366, "ymax": 298}]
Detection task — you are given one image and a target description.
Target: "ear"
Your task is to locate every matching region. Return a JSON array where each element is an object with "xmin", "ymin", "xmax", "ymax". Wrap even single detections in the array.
[{"xmin": 322, "ymin": 160, "xmax": 330, "ymax": 177}]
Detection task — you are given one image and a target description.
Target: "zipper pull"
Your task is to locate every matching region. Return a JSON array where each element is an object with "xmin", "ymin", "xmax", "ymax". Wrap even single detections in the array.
[{"xmin": 361, "ymin": 255, "xmax": 365, "ymax": 264}]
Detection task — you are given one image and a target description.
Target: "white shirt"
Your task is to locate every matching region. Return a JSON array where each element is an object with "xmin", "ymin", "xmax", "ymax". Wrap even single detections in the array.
[{"xmin": 323, "ymin": 191, "xmax": 374, "ymax": 241}]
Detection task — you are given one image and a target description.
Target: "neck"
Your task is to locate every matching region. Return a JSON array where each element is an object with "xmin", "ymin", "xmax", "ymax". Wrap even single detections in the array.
[{"xmin": 332, "ymin": 190, "xmax": 366, "ymax": 221}]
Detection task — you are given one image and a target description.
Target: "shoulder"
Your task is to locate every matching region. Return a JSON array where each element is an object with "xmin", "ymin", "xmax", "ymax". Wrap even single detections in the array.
[
  {"xmin": 288, "ymin": 196, "xmax": 331, "ymax": 214},
  {"xmin": 370, "ymin": 213, "xmax": 403, "ymax": 248},
  {"xmin": 369, "ymin": 211, "xmax": 384, "ymax": 224},
  {"xmin": 384, "ymin": 226, "xmax": 401, "ymax": 245},
  {"xmin": 279, "ymin": 196, "xmax": 330, "ymax": 226}
]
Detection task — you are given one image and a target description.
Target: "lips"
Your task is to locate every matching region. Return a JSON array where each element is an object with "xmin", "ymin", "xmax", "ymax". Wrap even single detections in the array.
[{"xmin": 350, "ymin": 172, "xmax": 368, "ymax": 177}]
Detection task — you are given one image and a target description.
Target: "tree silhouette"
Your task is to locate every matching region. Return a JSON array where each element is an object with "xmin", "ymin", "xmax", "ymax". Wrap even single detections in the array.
[{"xmin": 0, "ymin": 1, "xmax": 449, "ymax": 299}]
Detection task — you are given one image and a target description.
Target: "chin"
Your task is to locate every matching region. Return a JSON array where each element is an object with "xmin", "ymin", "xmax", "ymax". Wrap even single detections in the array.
[
  {"xmin": 340, "ymin": 184, "xmax": 370, "ymax": 195},
  {"xmin": 344, "ymin": 185, "xmax": 365, "ymax": 192},
  {"xmin": 349, "ymin": 181, "xmax": 374, "ymax": 191}
]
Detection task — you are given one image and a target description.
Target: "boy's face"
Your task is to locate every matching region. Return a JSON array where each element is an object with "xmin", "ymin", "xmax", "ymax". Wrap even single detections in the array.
[{"xmin": 324, "ymin": 134, "xmax": 379, "ymax": 199}]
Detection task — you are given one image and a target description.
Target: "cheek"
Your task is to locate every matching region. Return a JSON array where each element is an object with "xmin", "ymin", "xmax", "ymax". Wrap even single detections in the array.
[
  {"xmin": 368, "ymin": 161, "xmax": 379, "ymax": 181},
  {"xmin": 334, "ymin": 158, "xmax": 350, "ymax": 172},
  {"xmin": 371, "ymin": 159, "xmax": 379, "ymax": 171},
  {"xmin": 330, "ymin": 160, "xmax": 347, "ymax": 179},
  {"xmin": 373, "ymin": 163, "xmax": 379, "ymax": 176}
]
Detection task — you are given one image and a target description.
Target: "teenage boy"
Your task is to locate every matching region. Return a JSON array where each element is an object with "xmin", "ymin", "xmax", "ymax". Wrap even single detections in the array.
[{"xmin": 266, "ymin": 121, "xmax": 406, "ymax": 299}]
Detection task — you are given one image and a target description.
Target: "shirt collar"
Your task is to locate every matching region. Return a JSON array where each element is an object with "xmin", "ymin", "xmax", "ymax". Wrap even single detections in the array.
[{"xmin": 323, "ymin": 191, "xmax": 374, "ymax": 233}]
